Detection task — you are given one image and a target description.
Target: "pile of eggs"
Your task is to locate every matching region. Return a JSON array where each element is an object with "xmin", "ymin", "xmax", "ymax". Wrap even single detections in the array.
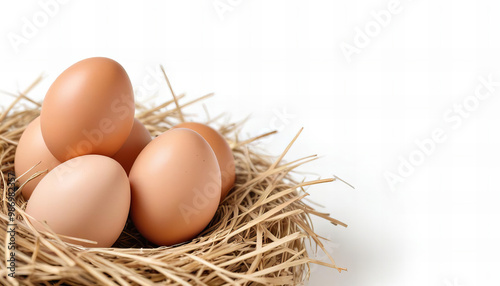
[{"xmin": 15, "ymin": 57, "xmax": 235, "ymax": 247}]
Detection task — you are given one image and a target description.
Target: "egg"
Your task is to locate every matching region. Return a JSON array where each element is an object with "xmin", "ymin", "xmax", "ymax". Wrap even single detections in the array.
[
  {"xmin": 129, "ymin": 128, "xmax": 221, "ymax": 246},
  {"xmin": 40, "ymin": 57, "xmax": 135, "ymax": 162},
  {"xmin": 25, "ymin": 155, "xmax": 130, "ymax": 247},
  {"xmin": 15, "ymin": 117, "xmax": 61, "ymax": 200},
  {"xmin": 112, "ymin": 118, "xmax": 151, "ymax": 174},
  {"xmin": 173, "ymin": 122, "xmax": 235, "ymax": 200}
]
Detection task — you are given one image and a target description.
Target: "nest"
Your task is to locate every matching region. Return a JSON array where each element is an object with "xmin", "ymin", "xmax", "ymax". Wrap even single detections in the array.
[{"xmin": 0, "ymin": 75, "xmax": 347, "ymax": 285}]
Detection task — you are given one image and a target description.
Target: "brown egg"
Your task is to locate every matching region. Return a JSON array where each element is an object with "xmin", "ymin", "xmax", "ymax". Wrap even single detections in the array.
[
  {"xmin": 15, "ymin": 117, "xmax": 61, "ymax": 200},
  {"xmin": 40, "ymin": 57, "xmax": 135, "ymax": 162},
  {"xmin": 173, "ymin": 122, "xmax": 235, "ymax": 200},
  {"xmin": 112, "ymin": 119, "xmax": 151, "ymax": 174},
  {"xmin": 129, "ymin": 128, "xmax": 221, "ymax": 246},
  {"xmin": 25, "ymin": 155, "xmax": 130, "ymax": 247}
]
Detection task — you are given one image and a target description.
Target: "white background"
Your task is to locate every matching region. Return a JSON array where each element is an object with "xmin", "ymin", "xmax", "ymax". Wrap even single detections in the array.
[{"xmin": 1, "ymin": 1, "xmax": 498, "ymax": 285}]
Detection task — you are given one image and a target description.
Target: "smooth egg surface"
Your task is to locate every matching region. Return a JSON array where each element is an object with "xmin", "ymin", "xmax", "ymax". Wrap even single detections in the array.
[
  {"xmin": 15, "ymin": 117, "xmax": 61, "ymax": 200},
  {"xmin": 129, "ymin": 128, "xmax": 221, "ymax": 246},
  {"xmin": 40, "ymin": 57, "xmax": 134, "ymax": 162},
  {"xmin": 112, "ymin": 118, "xmax": 151, "ymax": 174},
  {"xmin": 173, "ymin": 122, "xmax": 235, "ymax": 201},
  {"xmin": 25, "ymin": 155, "xmax": 130, "ymax": 247}
]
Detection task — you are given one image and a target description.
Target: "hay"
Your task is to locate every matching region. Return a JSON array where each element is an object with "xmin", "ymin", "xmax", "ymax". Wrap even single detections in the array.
[{"xmin": 0, "ymin": 75, "xmax": 347, "ymax": 285}]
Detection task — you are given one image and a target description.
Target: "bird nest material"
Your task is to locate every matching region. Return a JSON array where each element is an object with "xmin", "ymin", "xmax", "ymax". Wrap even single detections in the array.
[{"xmin": 0, "ymin": 75, "xmax": 347, "ymax": 285}]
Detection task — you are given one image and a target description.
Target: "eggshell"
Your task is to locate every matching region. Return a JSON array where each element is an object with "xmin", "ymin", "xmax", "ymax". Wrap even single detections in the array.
[
  {"xmin": 15, "ymin": 117, "xmax": 60, "ymax": 200},
  {"xmin": 129, "ymin": 128, "xmax": 221, "ymax": 246},
  {"xmin": 173, "ymin": 122, "xmax": 235, "ymax": 200},
  {"xmin": 25, "ymin": 155, "xmax": 130, "ymax": 247},
  {"xmin": 112, "ymin": 118, "xmax": 151, "ymax": 174},
  {"xmin": 40, "ymin": 57, "xmax": 135, "ymax": 162}
]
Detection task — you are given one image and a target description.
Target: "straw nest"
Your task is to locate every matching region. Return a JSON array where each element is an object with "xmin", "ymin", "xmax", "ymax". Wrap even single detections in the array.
[{"xmin": 0, "ymin": 75, "xmax": 347, "ymax": 285}]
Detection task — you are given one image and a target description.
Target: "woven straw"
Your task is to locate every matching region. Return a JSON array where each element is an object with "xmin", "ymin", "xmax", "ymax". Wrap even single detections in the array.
[{"xmin": 0, "ymin": 74, "xmax": 346, "ymax": 285}]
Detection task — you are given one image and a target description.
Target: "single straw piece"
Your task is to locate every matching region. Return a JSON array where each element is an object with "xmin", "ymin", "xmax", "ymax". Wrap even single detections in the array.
[{"xmin": 160, "ymin": 65, "xmax": 185, "ymax": 123}]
